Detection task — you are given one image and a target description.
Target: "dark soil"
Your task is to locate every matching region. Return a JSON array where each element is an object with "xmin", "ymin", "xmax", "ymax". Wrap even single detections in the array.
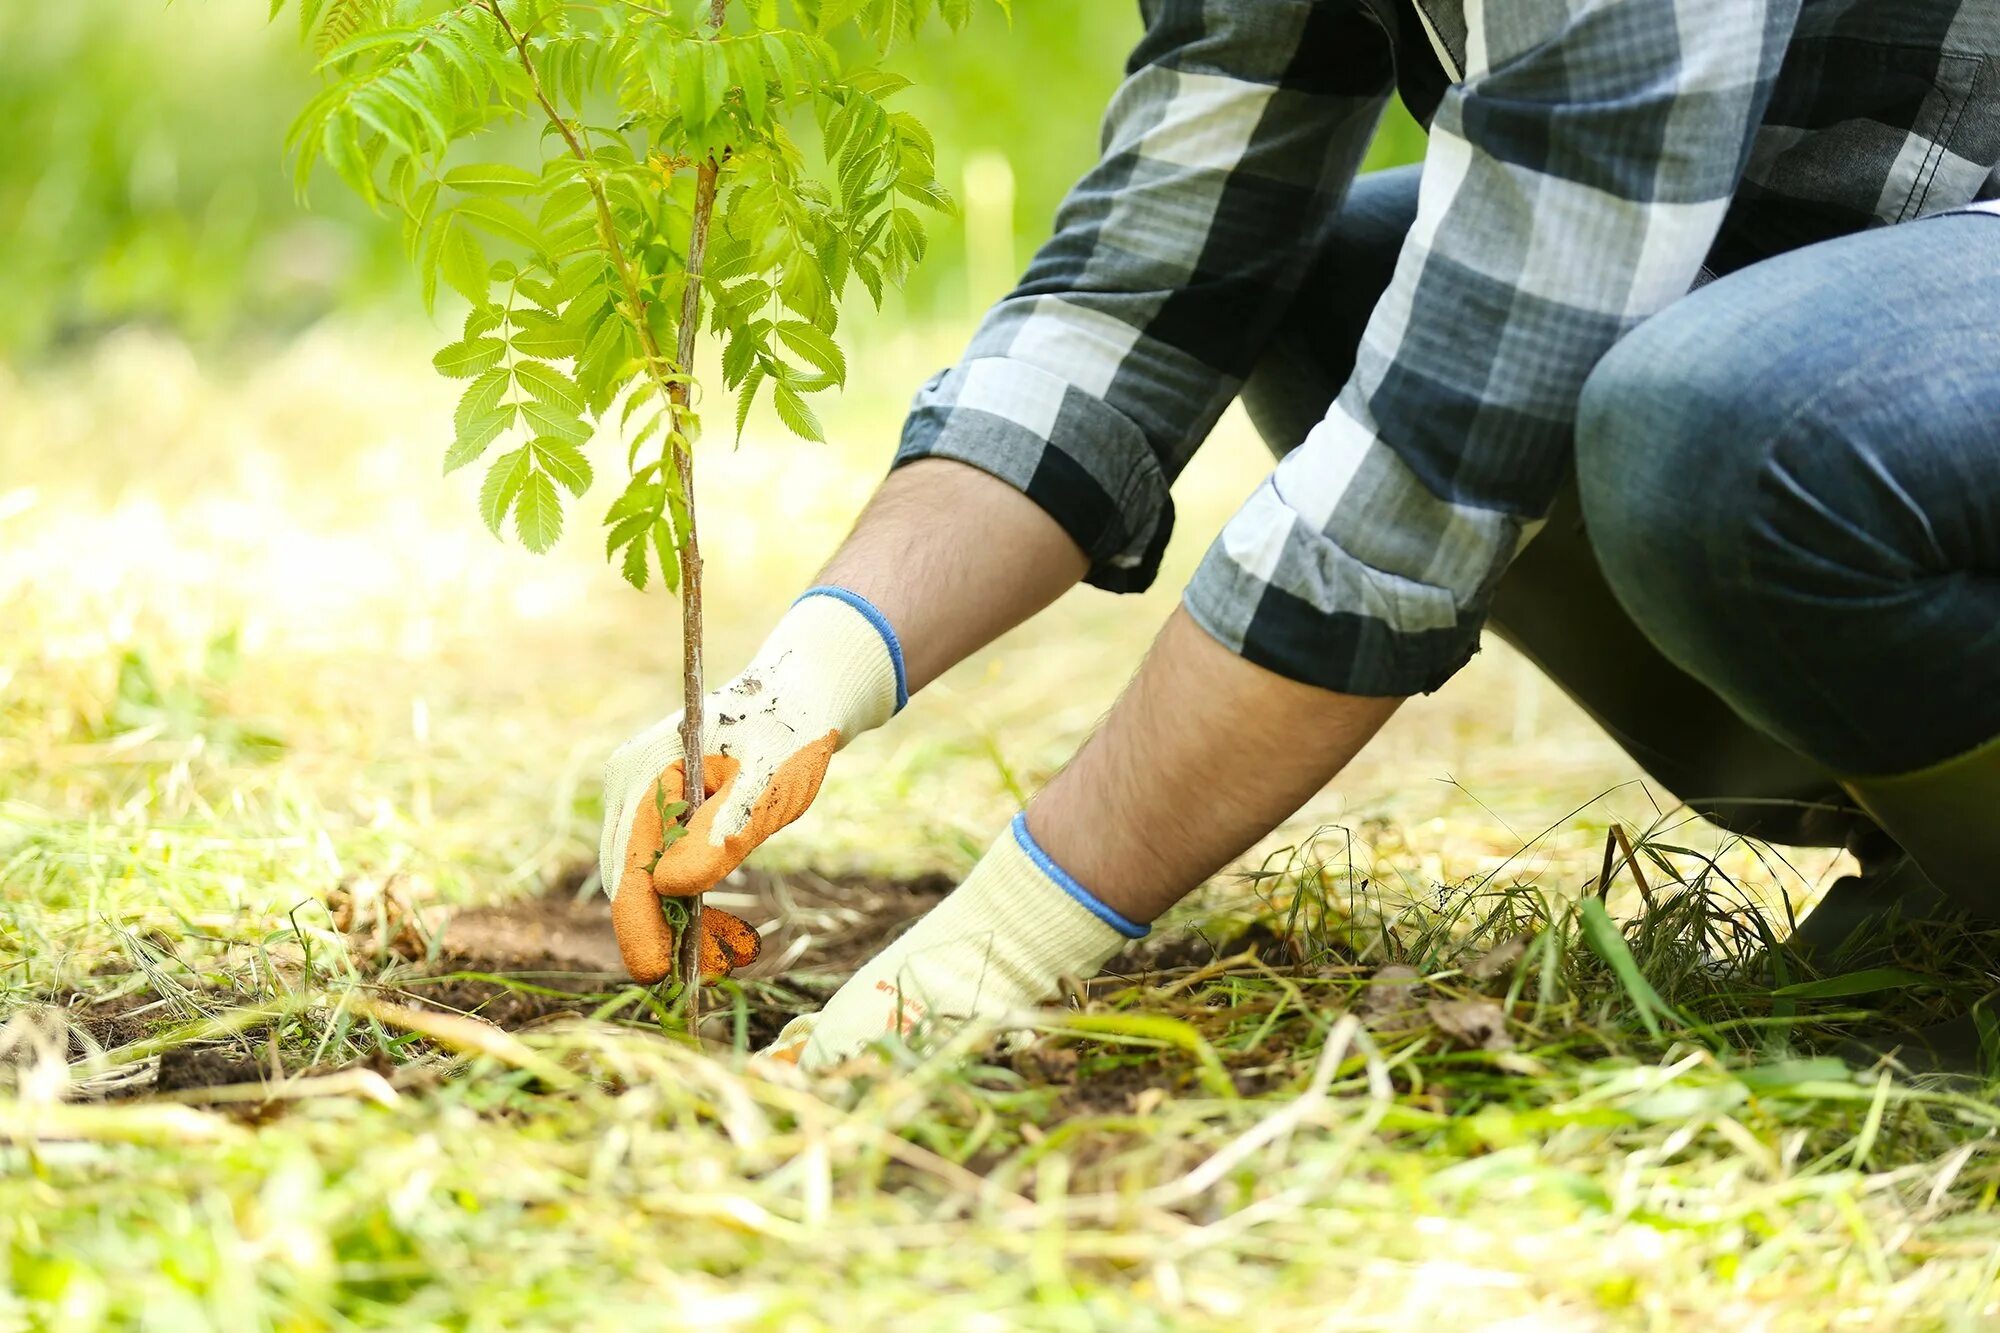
[
  {"xmin": 154, "ymin": 1046, "xmax": 267, "ymax": 1094},
  {"xmin": 1107, "ymin": 918, "xmax": 1300, "ymax": 977},
  {"xmin": 66, "ymin": 991, "xmax": 169, "ymax": 1055},
  {"xmin": 381, "ymin": 863, "xmax": 954, "ymax": 1035},
  {"xmin": 47, "ymin": 862, "xmax": 1294, "ymax": 1114},
  {"xmin": 46, "ymin": 861, "xmax": 958, "ymax": 1100}
]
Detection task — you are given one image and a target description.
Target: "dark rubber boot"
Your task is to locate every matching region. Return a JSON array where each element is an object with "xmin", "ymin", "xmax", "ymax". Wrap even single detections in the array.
[
  {"xmin": 1842, "ymin": 733, "xmax": 2000, "ymax": 916},
  {"xmin": 1781, "ymin": 825, "xmax": 1952, "ymax": 961},
  {"xmin": 1810, "ymin": 738, "xmax": 2000, "ymax": 1075},
  {"xmin": 1487, "ymin": 479, "xmax": 1867, "ymax": 851}
]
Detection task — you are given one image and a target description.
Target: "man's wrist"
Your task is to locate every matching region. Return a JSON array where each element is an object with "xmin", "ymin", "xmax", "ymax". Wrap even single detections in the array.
[
  {"xmin": 782, "ymin": 814, "xmax": 1145, "ymax": 1069},
  {"xmin": 794, "ymin": 586, "xmax": 908, "ymax": 712},
  {"xmin": 741, "ymin": 588, "xmax": 905, "ymax": 744},
  {"xmin": 1008, "ymin": 813, "xmax": 1148, "ymax": 939}
]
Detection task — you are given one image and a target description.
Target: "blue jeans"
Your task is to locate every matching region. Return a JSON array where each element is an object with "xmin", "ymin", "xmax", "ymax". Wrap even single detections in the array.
[
  {"xmin": 1578, "ymin": 210, "xmax": 2000, "ymax": 778},
  {"xmin": 1244, "ymin": 166, "xmax": 2000, "ymax": 841}
]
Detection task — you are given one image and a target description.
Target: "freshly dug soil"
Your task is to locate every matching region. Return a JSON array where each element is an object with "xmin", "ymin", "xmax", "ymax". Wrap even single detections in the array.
[
  {"xmin": 66, "ymin": 991, "xmax": 168, "ymax": 1056},
  {"xmin": 48, "ymin": 863, "xmax": 958, "ymax": 1100},
  {"xmin": 438, "ymin": 887, "xmax": 630, "ymax": 973},
  {"xmin": 394, "ymin": 863, "xmax": 955, "ymax": 1030},
  {"xmin": 154, "ymin": 1046, "xmax": 267, "ymax": 1094}
]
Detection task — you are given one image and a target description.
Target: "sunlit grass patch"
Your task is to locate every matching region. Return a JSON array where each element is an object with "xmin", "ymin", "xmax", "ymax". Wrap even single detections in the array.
[
  {"xmin": 8, "ymin": 825, "xmax": 2000, "ymax": 1329},
  {"xmin": 5, "ymin": 336, "xmax": 1996, "ymax": 1329}
]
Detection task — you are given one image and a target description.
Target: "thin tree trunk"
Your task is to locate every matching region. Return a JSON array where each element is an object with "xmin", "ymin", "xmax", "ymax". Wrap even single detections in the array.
[
  {"xmin": 670, "ymin": 0, "xmax": 732, "ymax": 1011},
  {"xmin": 670, "ymin": 156, "xmax": 719, "ymax": 1005},
  {"xmin": 495, "ymin": 0, "xmax": 729, "ymax": 1016}
]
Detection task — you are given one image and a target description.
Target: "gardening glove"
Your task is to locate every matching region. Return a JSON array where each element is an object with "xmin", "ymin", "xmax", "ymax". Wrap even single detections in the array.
[
  {"xmin": 600, "ymin": 587, "xmax": 907, "ymax": 983},
  {"xmin": 763, "ymin": 814, "xmax": 1147, "ymax": 1069}
]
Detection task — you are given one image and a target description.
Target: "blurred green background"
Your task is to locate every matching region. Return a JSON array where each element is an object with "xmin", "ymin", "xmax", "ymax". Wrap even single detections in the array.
[{"xmin": 0, "ymin": 2, "xmax": 1426, "ymax": 358}]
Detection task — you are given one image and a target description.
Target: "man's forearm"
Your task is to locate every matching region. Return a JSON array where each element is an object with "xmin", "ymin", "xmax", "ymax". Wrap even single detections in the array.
[
  {"xmin": 816, "ymin": 458, "xmax": 1089, "ymax": 694},
  {"xmin": 769, "ymin": 563, "xmax": 1405, "ymax": 1067},
  {"xmin": 1028, "ymin": 607, "xmax": 1403, "ymax": 924}
]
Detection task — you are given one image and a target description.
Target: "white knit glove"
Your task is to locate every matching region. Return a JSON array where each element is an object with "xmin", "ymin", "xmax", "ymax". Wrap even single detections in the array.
[
  {"xmin": 601, "ymin": 588, "xmax": 904, "ymax": 982},
  {"xmin": 765, "ymin": 814, "xmax": 1148, "ymax": 1069}
]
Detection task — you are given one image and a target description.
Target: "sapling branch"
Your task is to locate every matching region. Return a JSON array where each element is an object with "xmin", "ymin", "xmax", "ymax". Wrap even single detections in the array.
[
  {"xmin": 285, "ymin": 0, "xmax": 980, "ymax": 1017},
  {"xmin": 490, "ymin": 0, "xmax": 722, "ymax": 1006},
  {"xmin": 669, "ymin": 141, "xmax": 722, "ymax": 1001}
]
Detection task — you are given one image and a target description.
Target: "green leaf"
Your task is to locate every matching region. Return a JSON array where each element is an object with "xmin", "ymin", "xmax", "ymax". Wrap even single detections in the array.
[
  {"xmin": 479, "ymin": 446, "xmax": 531, "ymax": 536},
  {"xmin": 463, "ymin": 303, "xmax": 506, "ymax": 340},
  {"xmin": 314, "ymin": 0, "xmax": 384, "ymax": 60},
  {"xmin": 446, "ymin": 410, "xmax": 512, "ymax": 472},
  {"xmin": 652, "ymin": 517, "xmax": 681, "ymax": 594},
  {"xmin": 674, "ymin": 39, "xmax": 715, "ymax": 132},
  {"xmin": 516, "ymin": 360, "xmax": 586, "ymax": 416},
  {"xmin": 521, "ymin": 399, "xmax": 591, "ymax": 445},
  {"xmin": 531, "ymin": 437, "xmax": 593, "ymax": 497},
  {"xmin": 414, "ymin": 210, "xmax": 447, "ymax": 313},
  {"xmin": 321, "ymin": 113, "xmax": 376, "ymax": 204},
  {"xmin": 514, "ymin": 470, "xmax": 563, "ymax": 553},
  {"xmin": 891, "ymin": 206, "xmax": 928, "ymax": 267},
  {"xmin": 511, "ymin": 310, "xmax": 586, "ymax": 358},
  {"xmin": 775, "ymin": 320, "xmax": 846, "ymax": 386},
  {"xmin": 817, "ymin": 0, "xmax": 869, "ymax": 34},
  {"xmin": 433, "ymin": 338, "xmax": 507, "ymax": 378},
  {"xmin": 576, "ymin": 313, "xmax": 632, "ymax": 410},
  {"xmin": 852, "ymin": 252, "xmax": 884, "ymax": 307},
  {"xmin": 603, "ymin": 481, "xmax": 663, "ymax": 527},
  {"xmin": 456, "ymin": 364, "xmax": 511, "ymax": 420},
  {"xmin": 444, "ymin": 162, "xmax": 542, "ymax": 195},
  {"xmin": 605, "ymin": 511, "xmax": 653, "ymax": 559},
  {"xmin": 619, "ymin": 529, "xmax": 651, "ymax": 590},
  {"xmin": 455, "ymin": 198, "xmax": 545, "ymax": 256},
  {"xmin": 440, "ymin": 225, "xmax": 489, "ymax": 305},
  {"xmin": 771, "ymin": 382, "xmax": 823, "ymax": 442},
  {"xmin": 721, "ymin": 324, "xmax": 764, "ymax": 387},
  {"xmin": 700, "ymin": 41, "xmax": 729, "ymax": 128},
  {"xmin": 736, "ymin": 37, "xmax": 769, "ymax": 125},
  {"xmin": 734, "ymin": 365, "xmax": 766, "ymax": 442},
  {"xmin": 447, "ymin": 366, "xmax": 514, "ymax": 472}
]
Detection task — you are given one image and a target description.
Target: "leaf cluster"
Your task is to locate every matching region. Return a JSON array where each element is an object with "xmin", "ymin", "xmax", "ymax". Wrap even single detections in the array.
[{"xmin": 282, "ymin": 0, "xmax": 989, "ymax": 588}]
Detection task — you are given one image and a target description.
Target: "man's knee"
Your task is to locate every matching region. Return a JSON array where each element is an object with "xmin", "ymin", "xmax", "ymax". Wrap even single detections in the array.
[{"xmin": 1573, "ymin": 316, "xmax": 1770, "ymax": 679}]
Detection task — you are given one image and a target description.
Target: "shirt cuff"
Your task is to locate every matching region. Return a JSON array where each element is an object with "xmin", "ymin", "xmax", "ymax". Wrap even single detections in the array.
[
  {"xmin": 892, "ymin": 358, "xmax": 1173, "ymax": 594},
  {"xmin": 1182, "ymin": 481, "xmax": 1488, "ymax": 698}
]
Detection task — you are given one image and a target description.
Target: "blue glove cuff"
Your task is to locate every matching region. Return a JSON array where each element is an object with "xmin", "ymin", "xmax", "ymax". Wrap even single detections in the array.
[
  {"xmin": 1009, "ymin": 813, "xmax": 1149, "ymax": 939},
  {"xmin": 796, "ymin": 585, "xmax": 909, "ymax": 712}
]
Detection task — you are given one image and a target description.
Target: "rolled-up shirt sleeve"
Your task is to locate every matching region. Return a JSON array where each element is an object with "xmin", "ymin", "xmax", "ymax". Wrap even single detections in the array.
[
  {"xmin": 1186, "ymin": 0, "xmax": 1796, "ymax": 695},
  {"xmin": 894, "ymin": 0, "xmax": 1395, "ymax": 592}
]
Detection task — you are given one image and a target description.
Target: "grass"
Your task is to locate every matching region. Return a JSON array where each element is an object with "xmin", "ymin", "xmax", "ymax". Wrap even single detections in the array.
[{"xmin": 4, "ymin": 331, "xmax": 1999, "ymax": 1330}]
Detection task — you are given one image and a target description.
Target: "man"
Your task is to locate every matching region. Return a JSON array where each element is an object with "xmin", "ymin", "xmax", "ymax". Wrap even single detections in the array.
[{"xmin": 601, "ymin": 0, "xmax": 2000, "ymax": 1069}]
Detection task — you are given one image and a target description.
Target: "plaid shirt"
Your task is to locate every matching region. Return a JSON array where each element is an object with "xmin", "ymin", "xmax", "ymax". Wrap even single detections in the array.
[{"xmin": 895, "ymin": 0, "xmax": 2000, "ymax": 696}]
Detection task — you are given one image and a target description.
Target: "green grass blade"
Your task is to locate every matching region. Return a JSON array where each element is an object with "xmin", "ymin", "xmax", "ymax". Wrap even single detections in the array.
[
  {"xmin": 1771, "ymin": 967, "xmax": 1939, "ymax": 1000},
  {"xmin": 1578, "ymin": 898, "xmax": 1684, "ymax": 1041}
]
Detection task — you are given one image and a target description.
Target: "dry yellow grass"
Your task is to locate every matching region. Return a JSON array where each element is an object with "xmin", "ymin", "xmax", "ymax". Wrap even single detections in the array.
[{"xmin": 14, "ymin": 329, "xmax": 1990, "ymax": 1333}]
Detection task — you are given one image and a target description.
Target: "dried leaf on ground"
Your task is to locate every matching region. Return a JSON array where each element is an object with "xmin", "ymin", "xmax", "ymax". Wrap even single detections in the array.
[
  {"xmin": 1465, "ymin": 934, "xmax": 1532, "ymax": 983},
  {"xmin": 1426, "ymin": 998, "xmax": 1515, "ymax": 1052},
  {"xmin": 1360, "ymin": 964, "xmax": 1425, "ymax": 1025}
]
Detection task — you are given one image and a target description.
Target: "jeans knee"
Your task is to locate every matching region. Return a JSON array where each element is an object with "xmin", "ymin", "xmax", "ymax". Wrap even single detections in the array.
[{"xmin": 1575, "ymin": 324, "xmax": 1777, "ymax": 683}]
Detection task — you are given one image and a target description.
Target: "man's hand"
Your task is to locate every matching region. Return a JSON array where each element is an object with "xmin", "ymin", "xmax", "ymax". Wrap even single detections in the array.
[
  {"xmin": 600, "ymin": 589, "xmax": 904, "ymax": 983},
  {"xmin": 766, "ymin": 608, "xmax": 1403, "ymax": 1068},
  {"xmin": 763, "ymin": 814, "xmax": 1146, "ymax": 1067}
]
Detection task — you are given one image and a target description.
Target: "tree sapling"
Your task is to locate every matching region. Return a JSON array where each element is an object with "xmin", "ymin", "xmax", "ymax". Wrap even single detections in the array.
[{"xmin": 283, "ymin": 0, "xmax": 985, "ymax": 1001}]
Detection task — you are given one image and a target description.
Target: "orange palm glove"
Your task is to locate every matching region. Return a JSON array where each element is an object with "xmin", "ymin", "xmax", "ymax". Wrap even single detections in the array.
[{"xmin": 599, "ymin": 589, "xmax": 906, "ymax": 983}]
